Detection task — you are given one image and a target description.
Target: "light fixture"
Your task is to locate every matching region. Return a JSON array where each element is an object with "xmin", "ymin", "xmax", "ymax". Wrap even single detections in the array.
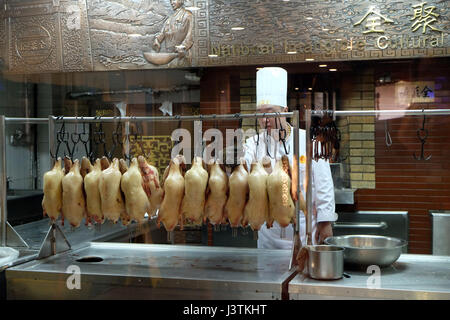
[
  {"xmin": 231, "ymin": 26, "xmax": 245, "ymax": 31},
  {"xmin": 336, "ymin": 38, "xmax": 342, "ymax": 41},
  {"xmin": 329, "ymin": 68, "xmax": 337, "ymax": 72},
  {"xmin": 208, "ymin": 54, "xmax": 218, "ymax": 58},
  {"xmin": 287, "ymin": 51, "xmax": 297, "ymax": 54},
  {"xmin": 306, "ymin": 17, "xmax": 313, "ymax": 20},
  {"xmin": 319, "ymin": 64, "xmax": 327, "ymax": 67},
  {"xmin": 308, "ymin": 87, "xmax": 313, "ymax": 91},
  {"xmin": 185, "ymin": 73, "xmax": 200, "ymax": 82},
  {"xmin": 295, "ymin": 87, "xmax": 299, "ymax": 91},
  {"xmin": 305, "ymin": 58, "xmax": 314, "ymax": 61}
]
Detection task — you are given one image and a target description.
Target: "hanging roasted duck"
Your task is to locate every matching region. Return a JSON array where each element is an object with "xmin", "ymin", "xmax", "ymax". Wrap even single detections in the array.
[
  {"xmin": 242, "ymin": 160, "xmax": 270, "ymax": 231},
  {"xmin": 204, "ymin": 160, "xmax": 228, "ymax": 226},
  {"xmin": 42, "ymin": 157, "xmax": 64, "ymax": 222},
  {"xmin": 121, "ymin": 157, "xmax": 150, "ymax": 223},
  {"xmin": 267, "ymin": 155, "xmax": 296, "ymax": 227},
  {"xmin": 62, "ymin": 158, "xmax": 86, "ymax": 228},
  {"xmin": 81, "ymin": 157, "xmax": 104, "ymax": 224},
  {"xmin": 138, "ymin": 155, "xmax": 163, "ymax": 217},
  {"xmin": 118, "ymin": 159, "xmax": 133, "ymax": 225},
  {"xmin": 224, "ymin": 158, "xmax": 249, "ymax": 228},
  {"xmin": 311, "ymin": 111, "xmax": 340, "ymax": 162},
  {"xmin": 158, "ymin": 155, "xmax": 186, "ymax": 231},
  {"xmin": 98, "ymin": 158, "xmax": 126, "ymax": 223},
  {"xmin": 182, "ymin": 156, "xmax": 209, "ymax": 225}
]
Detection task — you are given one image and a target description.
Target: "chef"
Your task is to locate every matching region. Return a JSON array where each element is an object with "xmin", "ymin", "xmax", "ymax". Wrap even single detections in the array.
[
  {"xmin": 243, "ymin": 67, "xmax": 337, "ymax": 249},
  {"xmin": 153, "ymin": 0, "xmax": 194, "ymax": 67}
]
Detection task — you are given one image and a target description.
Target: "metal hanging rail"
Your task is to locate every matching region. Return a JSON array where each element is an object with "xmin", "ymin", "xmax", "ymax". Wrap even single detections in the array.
[
  {"xmin": 310, "ymin": 109, "xmax": 450, "ymax": 117},
  {"xmin": 5, "ymin": 112, "xmax": 294, "ymax": 124}
]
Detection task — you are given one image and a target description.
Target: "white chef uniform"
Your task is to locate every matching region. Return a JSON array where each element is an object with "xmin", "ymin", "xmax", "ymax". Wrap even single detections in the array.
[
  {"xmin": 243, "ymin": 66, "xmax": 337, "ymax": 249},
  {"xmin": 243, "ymin": 129, "xmax": 337, "ymax": 249}
]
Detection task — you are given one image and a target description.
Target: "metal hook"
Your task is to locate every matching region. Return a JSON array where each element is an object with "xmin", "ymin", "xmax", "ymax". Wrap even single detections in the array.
[
  {"xmin": 174, "ymin": 114, "xmax": 182, "ymax": 146},
  {"xmin": 262, "ymin": 113, "xmax": 275, "ymax": 159},
  {"xmin": 252, "ymin": 113, "xmax": 260, "ymax": 159},
  {"xmin": 413, "ymin": 114, "xmax": 431, "ymax": 161},
  {"xmin": 92, "ymin": 116, "xmax": 107, "ymax": 159},
  {"xmin": 108, "ymin": 116, "xmax": 121, "ymax": 159},
  {"xmin": 385, "ymin": 120, "xmax": 392, "ymax": 147},
  {"xmin": 70, "ymin": 116, "xmax": 81, "ymax": 157},
  {"xmin": 50, "ymin": 116, "xmax": 62, "ymax": 159},
  {"xmin": 123, "ymin": 120, "xmax": 132, "ymax": 161},
  {"xmin": 78, "ymin": 117, "xmax": 91, "ymax": 160},
  {"xmin": 276, "ymin": 112, "xmax": 290, "ymax": 156},
  {"xmin": 137, "ymin": 120, "xmax": 149, "ymax": 158},
  {"xmin": 56, "ymin": 116, "xmax": 72, "ymax": 159}
]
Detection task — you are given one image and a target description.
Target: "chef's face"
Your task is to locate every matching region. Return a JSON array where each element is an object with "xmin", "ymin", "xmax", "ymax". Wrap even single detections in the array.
[
  {"xmin": 171, "ymin": 0, "xmax": 183, "ymax": 10},
  {"xmin": 257, "ymin": 104, "xmax": 289, "ymax": 134}
]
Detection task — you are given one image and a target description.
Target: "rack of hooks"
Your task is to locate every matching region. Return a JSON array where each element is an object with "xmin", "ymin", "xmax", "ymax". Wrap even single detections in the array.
[{"xmin": 0, "ymin": 112, "xmax": 303, "ymax": 265}]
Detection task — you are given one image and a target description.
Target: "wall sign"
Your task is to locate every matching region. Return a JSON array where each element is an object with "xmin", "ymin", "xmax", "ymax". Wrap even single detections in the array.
[{"xmin": 0, "ymin": 0, "xmax": 448, "ymax": 74}]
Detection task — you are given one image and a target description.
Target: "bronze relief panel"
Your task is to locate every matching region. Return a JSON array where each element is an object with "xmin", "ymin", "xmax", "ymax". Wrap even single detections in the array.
[
  {"xmin": 0, "ymin": 0, "xmax": 448, "ymax": 74},
  {"xmin": 88, "ymin": 0, "xmax": 196, "ymax": 70}
]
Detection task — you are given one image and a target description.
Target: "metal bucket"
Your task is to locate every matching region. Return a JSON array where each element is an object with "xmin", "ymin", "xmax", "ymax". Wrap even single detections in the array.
[{"xmin": 307, "ymin": 245, "xmax": 345, "ymax": 280}]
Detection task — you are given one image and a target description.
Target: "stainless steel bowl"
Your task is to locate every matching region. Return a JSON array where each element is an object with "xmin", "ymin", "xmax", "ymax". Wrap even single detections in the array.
[{"xmin": 324, "ymin": 235, "xmax": 407, "ymax": 267}]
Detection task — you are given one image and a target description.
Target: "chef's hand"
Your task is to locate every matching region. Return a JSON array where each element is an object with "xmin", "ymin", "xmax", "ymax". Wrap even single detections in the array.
[
  {"xmin": 153, "ymin": 39, "xmax": 161, "ymax": 52},
  {"xmin": 316, "ymin": 221, "xmax": 333, "ymax": 244},
  {"xmin": 176, "ymin": 46, "xmax": 186, "ymax": 58}
]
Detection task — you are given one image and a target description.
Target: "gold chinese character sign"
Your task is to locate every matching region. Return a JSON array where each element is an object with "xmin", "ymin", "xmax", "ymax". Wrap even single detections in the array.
[
  {"xmin": 354, "ymin": 6, "xmax": 395, "ymax": 34},
  {"xmin": 410, "ymin": 1, "xmax": 443, "ymax": 34}
]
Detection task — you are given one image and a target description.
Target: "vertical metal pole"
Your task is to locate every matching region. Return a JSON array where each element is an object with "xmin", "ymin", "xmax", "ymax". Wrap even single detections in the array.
[
  {"xmin": 293, "ymin": 110, "xmax": 300, "ymax": 234},
  {"xmin": 0, "ymin": 116, "xmax": 7, "ymax": 246},
  {"xmin": 305, "ymin": 109, "xmax": 313, "ymax": 245},
  {"xmin": 48, "ymin": 115, "xmax": 55, "ymax": 166},
  {"xmin": 289, "ymin": 110, "xmax": 301, "ymax": 270},
  {"xmin": 125, "ymin": 120, "xmax": 130, "ymax": 165},
  {"xmin": 194, "ymin": 120, "xmax": 203, "ymax": 159}
]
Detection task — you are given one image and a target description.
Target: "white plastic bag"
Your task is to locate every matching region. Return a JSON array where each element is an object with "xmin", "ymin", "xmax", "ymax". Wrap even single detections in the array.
[
  {"xmin": 0, "ymin": 247, "xmax": 19, "ymax": 267},
  {"xmin": 159, "ymin": 100, "xmax": 173, "ymax": 116}
]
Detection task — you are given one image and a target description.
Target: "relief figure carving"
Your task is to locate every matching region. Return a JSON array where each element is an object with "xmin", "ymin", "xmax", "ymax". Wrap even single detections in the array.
[{"xmin": 144, "ymin": 0, "xmax": 193, "ymax": 67}]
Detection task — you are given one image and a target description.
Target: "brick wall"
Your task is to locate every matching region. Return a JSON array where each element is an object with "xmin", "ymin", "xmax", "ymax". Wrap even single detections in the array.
[
  {"xmin": 239, "ymin": 72, "xmax": 257, "ymax": 131},
  {"xmin": 338, "ymin": 68, "xmax": 376, "ymax": 189},
  {"xmin": 353, "ymin": 58, "xmax": 450, "ymax": 254}
]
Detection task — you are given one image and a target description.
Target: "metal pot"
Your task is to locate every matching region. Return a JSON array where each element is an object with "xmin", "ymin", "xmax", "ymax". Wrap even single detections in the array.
[
  {"xmin": 304, "ymin": 245, "xmax": 345, "ymax": 280},
  {"xmin": 324, "ymin": 235, "xmax": 407, "ymax": 267}
]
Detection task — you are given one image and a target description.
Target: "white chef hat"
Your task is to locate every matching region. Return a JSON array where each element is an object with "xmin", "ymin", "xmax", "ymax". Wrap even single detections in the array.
[{"xmin": 256, "ymin": 67, "xmax": 288, "ymax": 108}]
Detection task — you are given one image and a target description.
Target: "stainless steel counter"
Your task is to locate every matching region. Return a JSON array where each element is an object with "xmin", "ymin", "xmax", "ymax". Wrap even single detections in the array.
[
  {"xmin": 2, "ymin": 217, "xmax": 164, "ymax": 271},
  {"xmin": 14, "ymin": 217, "xmax": 159, "ymax": 250},
  {"xmin": 289, "ymin": 254, "xmax": 450, "ymax": 300},
  {"xmin": 6, "ymin": 242, "xmax": 294, "ymax": 300}
]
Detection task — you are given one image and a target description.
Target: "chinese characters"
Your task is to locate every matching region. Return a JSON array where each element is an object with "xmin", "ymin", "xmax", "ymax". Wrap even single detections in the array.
[
  {"xmin": 354, "ymin": 2, "xmax": 444, "ymax": 36},
  {"xmin": 354, "ymin": 6, "xmax": 394, "ymax": 34},
  {"xmin": 410, "ymin": 2, "xmax": 443, "ymax": 33}
]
